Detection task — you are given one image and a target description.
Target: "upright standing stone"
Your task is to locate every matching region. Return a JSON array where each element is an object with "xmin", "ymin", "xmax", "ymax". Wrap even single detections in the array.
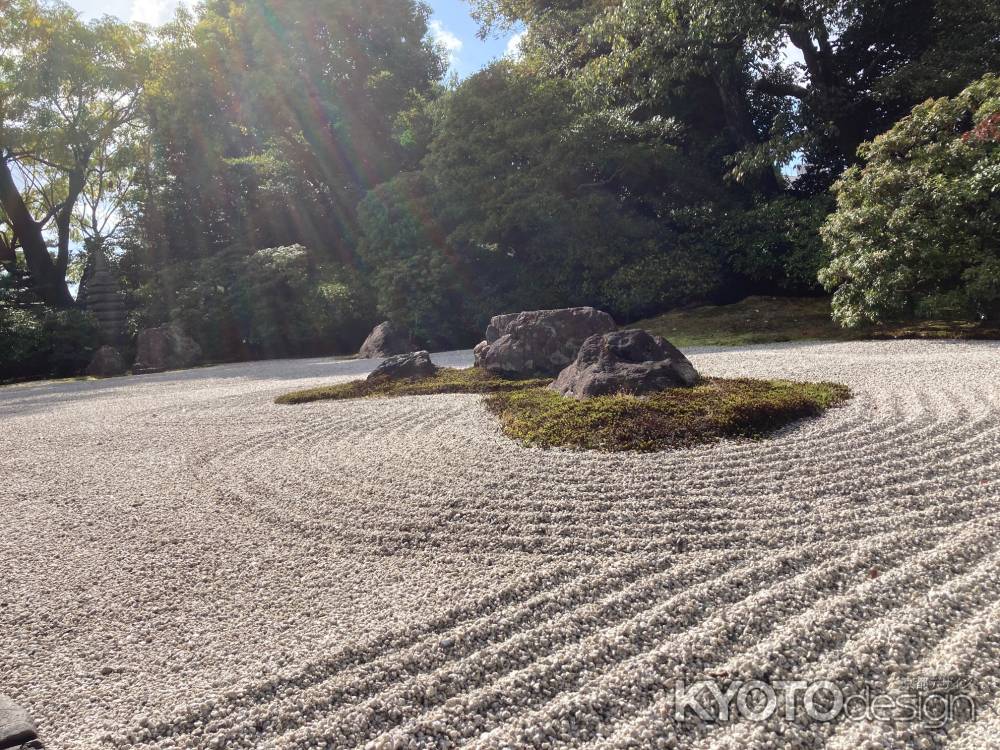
[{"xmin": 358, "ymin": 321, "xmax": 417, "ymax": 359}]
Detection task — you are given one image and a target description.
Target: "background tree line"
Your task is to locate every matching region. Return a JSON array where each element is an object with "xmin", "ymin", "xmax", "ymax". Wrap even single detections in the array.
[{"xmin": 1, "ymin": 0, "xmax": 998, "ymax": 379}]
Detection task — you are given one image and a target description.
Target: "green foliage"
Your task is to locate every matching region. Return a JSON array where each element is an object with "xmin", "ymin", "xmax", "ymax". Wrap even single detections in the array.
[
  {"xmin": 599, "ymin": 242, "xmax": 725, "ymax": 321},
  {"xmin": 718, "ymin": 195, "xmax": 834, "ymax": 294},
  {"xmin": 820, "ymin": 75, "xmax": 1000, "ymax": 326},
  {"xmin": 139, "ymin": 245, "xmax": 375, "ymax": 361},
  {"xmin": 486, "ymin": 378, "xmax": 851, "ymax": 452},
  {"xmin": 476, "ymin": 0, "xmax": 1000, "ymax": 190},
  {"xmin": 358, "ymin": 62, "xmax": 729, "ymax": 341},
  {"xmin": 0, "ymin": 0, "xmax": 149, "ymax": 305},
  {"xmin": 0, "ymin": 302, "xmax": 99, "ymax": 381},
  {"xmin": 356, "ymin": 172, "xmax": 499, "ymax": 349},
  {"xmin": 423, "ymin": 65, "xmax": 627, "ymax": 311},
  {"xmin": 140, "ymin": 0, "xmax": 444, "ymax": 268},
  {"xmin": 276, "ymin": 367, "xmax": 551, "ymax": 405}
]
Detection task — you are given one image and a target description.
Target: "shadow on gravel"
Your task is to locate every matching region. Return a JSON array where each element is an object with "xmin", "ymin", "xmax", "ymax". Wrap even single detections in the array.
[{"xmin": 0, "ymin": 352, "xmax": 476, "ymax": 417}]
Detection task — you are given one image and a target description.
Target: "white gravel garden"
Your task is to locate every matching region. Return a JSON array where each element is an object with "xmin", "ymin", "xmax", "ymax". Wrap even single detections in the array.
[{"xmin": 2, "ymin": 340, "xmax": 999, "ymax": 748}]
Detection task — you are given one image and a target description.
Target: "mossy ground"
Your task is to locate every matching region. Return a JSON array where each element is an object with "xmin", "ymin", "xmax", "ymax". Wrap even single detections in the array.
[
  {"xmin": 485, "ymin": 378, "xmax": 850, "ymax": 452},
  {"xmin": 278, "ymin": 367, "xmax": 851, "ymax": 453},
  {"xmin": 637, "ymin": 296, "xmax": 1000, "ymax": 347},
  {"xmin": 275, "ymin": 367, "xmax": 551, "ymax": 405}
]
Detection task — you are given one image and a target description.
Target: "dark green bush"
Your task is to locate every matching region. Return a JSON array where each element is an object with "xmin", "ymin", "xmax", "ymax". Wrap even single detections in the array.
[
  {"xmin": 722, "ymin": 196, "xmax": 834, "ymax": 295},
  {"xmin": 600, "ymin": 242, "xmax": 726, "ymax": 321},
  {"xmin": 356, "ymin": 173, "xmax": 510, "ymax": 349},
  {"xmin": 0, "ymin": 303, "xmax": 100, "ymax": 382},
  {"xmin": 136, "ymin": 244, "xmax": 376, "ymax": 362}
]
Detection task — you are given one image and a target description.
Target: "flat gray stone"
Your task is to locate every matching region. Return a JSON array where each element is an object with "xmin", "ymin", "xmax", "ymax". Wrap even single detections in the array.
[{"xmin": 367, "ymin": 350, "xmax": 437, "ymax": 382}]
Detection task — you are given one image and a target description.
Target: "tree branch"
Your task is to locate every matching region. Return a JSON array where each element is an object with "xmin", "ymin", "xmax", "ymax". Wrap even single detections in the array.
[{"xmin": 753, "ymin": 78, "xmax": 810, "ymax": 100}]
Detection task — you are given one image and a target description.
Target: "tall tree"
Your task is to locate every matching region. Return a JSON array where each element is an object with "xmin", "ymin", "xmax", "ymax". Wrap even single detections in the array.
[
  {"xmin": 141, "ymin": 0, "xmax": 445, "ymax": 269},
  {"xmin": 0, "ymin": 0, "xmax": 148, "ymax": 306},
  {"xmin": 472, "ymin": 0, "xmax": 1000, "ymax": 190}
]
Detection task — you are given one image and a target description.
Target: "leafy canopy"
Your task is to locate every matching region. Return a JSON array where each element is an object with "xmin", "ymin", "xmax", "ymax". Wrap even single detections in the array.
[
  {"xmin": 0, "ymin": 0, "xmax": 148, "ymax": 304},
  {"xmin": 820, "ymin": 75, "xmax": 1000, "ymax": 325}
]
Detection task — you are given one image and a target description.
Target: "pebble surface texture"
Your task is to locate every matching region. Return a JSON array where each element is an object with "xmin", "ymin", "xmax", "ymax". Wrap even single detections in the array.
[{"xmin": 2, "ymin": 340, "xmax": 999, "ymax": 749}]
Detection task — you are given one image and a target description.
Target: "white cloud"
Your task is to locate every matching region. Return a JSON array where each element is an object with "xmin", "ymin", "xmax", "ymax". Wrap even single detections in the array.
[
  {"xmin": 428, "ymin": 20, "xmax": 463, "ymax": 70},
  {"xmin": 130, "ymin": 0, "xmax": 163, "ymax": 25},
  {"xmin": 130, "ymin": 0, "xmax": 192, "ymax": 26},
  {"xmin": 504, "ymin": 30, "xmax": 526, "ymax": 60}
]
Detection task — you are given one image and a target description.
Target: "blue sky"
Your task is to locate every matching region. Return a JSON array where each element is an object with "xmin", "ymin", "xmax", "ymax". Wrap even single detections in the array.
[{"xmin": 65, "ymin": 0, "xmax": 520, "ymax": 78}]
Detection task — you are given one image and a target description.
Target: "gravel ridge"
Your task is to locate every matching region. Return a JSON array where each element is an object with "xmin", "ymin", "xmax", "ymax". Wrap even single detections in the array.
[{"xmin": 1, "ymin": 341, "xmax": 998, "ymax": 749}]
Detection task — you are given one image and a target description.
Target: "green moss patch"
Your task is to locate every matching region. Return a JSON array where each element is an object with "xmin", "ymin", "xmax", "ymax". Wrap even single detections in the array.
[
  {"xmin": 278, "ymin": 367, "xmax": 850, "ymax": 453},
  {"xmin": 484, "ymin": 377, "xmax": 851, "ymax": 452},
  {"xmin": 275, "ymin": 367, "xmax": 551, "ymax": 405}
]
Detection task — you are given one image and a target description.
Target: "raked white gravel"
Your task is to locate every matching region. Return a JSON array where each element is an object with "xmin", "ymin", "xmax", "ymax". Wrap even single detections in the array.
[{"xmin": 2, "ymin": 340, "xmax": 999, "ymax": 749}]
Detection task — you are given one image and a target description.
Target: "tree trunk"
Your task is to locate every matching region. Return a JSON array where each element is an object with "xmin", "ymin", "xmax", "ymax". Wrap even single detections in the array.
[
  {"xmin": 712, "ymin": 64, "xmax": 781, "ymax": 195},
  {"xmin": 785, "ymin": 14, "xmax": 865, "ymax": 163},
  {"xmin": 55, "ymin": 166, "xmax": 88, "ymax": 283},
  {"xmin": 0, "ymin": 157, "xmax": 75, "ymax": 307}
]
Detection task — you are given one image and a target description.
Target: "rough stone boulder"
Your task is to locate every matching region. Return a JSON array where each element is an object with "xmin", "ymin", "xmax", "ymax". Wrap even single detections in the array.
[
  {"xmin": 86, "ymin": 346, "xmax": 127, "ymax": 378},
  {"xmin": 367, "ymin": 350, "xmax": 437, "ymax": 382},
  {"xmin": 133, "ymin": 325, "xmax": 202, "ymax": 375},
  {"xmin": 473, "ymin": 307, "xmax": 617, "ymax": 378},
  {"xmin": 0, "ymin": 693, "xmax": 41, "ymax": 749},
  {"xmin": 550, "ymin": 329, "xmax": 699, "ymax": 399},
  {"xmin": 358, "ymin": 321, "xmax": 417, "ymax": 359}
]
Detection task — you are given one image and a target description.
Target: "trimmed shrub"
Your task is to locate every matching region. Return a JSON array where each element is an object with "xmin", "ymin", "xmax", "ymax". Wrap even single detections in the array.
[{"xmin": 820, "ymin": 75, "xmax": 1000, "ymax": 326}]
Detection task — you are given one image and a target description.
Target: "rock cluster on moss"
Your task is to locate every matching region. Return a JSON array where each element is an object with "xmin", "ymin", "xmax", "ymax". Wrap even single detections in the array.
[{"xmin": 278, "ymin": 368, "xmax": 849, "ymax": 452}]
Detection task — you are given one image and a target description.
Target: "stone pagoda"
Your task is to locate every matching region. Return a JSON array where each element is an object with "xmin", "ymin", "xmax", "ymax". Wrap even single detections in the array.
[{"xmin": 77, "ymin": 248, "xmax": 127, "ymax": 345}]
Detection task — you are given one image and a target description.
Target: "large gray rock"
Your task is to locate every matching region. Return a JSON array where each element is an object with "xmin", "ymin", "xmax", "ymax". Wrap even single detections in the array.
[
  {"xmin": 550, "ymin": 329, "xmax": 699, "ymax": 399},
  {"xmin": 0, "ymin": 694, "xmax": 40, "ymax": 749},
  {"xmin": 367, "ymin": 350, "xmax": 437, "ymax": 382},
  {"xmin": 359, "ymin": 321, "xmax": 417, "ymax": 359},
  {"xmin": 133, "ymin": 325, "xmax": 202, "ymax": 375},
  {"xmin": 85, "ymin": 346, "xmax": 126, "ymax": 378},
  {"xmin": 473, "ymin": 307, "xmax": 617, "ymax": 378}
]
